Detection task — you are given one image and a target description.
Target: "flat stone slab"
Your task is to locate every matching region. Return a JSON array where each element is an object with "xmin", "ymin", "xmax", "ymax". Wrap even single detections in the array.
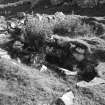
[{"xmin": 77, "ymin": 77, "xmax": 105, "ymax": 87}]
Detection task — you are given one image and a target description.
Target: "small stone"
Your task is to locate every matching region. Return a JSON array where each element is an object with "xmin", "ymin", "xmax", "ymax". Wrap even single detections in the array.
[
  {"xmin": 20, "ymin": 19, "xmax": 25, "ymax": 24},
  {"xmin": 59, "ymin": 91, "xmax": 74, "ymax": 105},
  {"xmin": 1, "ymin": 54, "xmax": 11, "ymax": 59},
  {"xmin": 55, "ymin": 12, "xmax": 65, "ymax": 20},
  {"xmin": 75, "ymin": 47, "xmax": 85, "ymax": 54},
  {"xmin": 95, "ymin": 62, "xmax": 105, "ymax": 78},
  {"xmin": 40, "ymin": 65, "xmax": 47, "ymax": 72},
  {"xmin": 59, "ymin": 67, "xmax": 77, "ymax": 76},
  {"xmin": 77, "ymin": 81, "xmax": 90, "ymax": 87},
  {"xmin": 10, "ymin": 22, "xmax": 16, "ymax": 29},
  {"xmin": 35, "ymin": 13, "xmax": 43, "ymax": 21}
]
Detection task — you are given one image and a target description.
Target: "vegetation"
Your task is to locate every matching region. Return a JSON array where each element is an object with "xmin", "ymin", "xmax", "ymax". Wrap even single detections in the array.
[{"xmin": 0, "ymin": 0, "xmax": 105, "ymax": 104}]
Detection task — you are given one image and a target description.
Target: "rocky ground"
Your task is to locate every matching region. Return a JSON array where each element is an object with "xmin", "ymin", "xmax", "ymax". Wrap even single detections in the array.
[{"xmin": 0, "ymin": 0, "xmax": 105, "ymax": 105}]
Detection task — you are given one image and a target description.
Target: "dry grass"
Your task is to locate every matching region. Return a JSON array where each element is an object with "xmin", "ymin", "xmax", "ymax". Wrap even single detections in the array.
[
  {"xmin": 0, "ymin": 58, "xmax": 105, "ymax": 105},
  {"xmin": 0, "ymin": 58, "xmax": 70, "ymax": 105}
]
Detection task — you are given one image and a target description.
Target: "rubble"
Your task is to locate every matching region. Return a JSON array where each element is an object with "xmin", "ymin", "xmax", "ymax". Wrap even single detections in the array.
[
  {"xmin": 2, "ymin": 13, "xmax": 104, "ymax": 80},
  {"xmin": 0, "ymin": 12, "xmax": 105, "ymax": 105}
]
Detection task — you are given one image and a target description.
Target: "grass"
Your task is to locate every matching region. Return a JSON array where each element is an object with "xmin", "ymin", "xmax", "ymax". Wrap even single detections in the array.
[
  {"xmin": 0, "ymin": 58, "xmax": 70, "ymax": 105},
  {"xmin": 0, "ymin": 13, "xmax": 105, "ymax": 105},
  {"xmin": 0, "ymin": 57, "xmax": 105, "ymax": 105}
]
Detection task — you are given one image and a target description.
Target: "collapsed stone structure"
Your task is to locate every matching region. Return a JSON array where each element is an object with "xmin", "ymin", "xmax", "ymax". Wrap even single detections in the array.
[{"xmin": 1, "ymin": 12, "xmax": 103, "ymax": 82}]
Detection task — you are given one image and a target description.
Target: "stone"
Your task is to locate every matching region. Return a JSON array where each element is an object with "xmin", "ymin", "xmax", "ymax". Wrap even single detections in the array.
[
  {"xmin": 59, "ymin": 67, "xmax": 77, "ymax": 76},
  {"xmin": 77, "ymin": 77, "xmax": 105, "ymax": 87},
  {"xmin": 95, "ymin": 62, "xmax": 105, "ymax": 78},
  {"xmin": 40, "ymin": 65, "xmax": 48, "ymax": 72},
  {"xmin": 10, "ymin": 22, "xmax": 16, "ymax": 29},
  {"xmin": 55, "ymin": 12, "xmax": 65, "ymax": 20},
  {"xmin": 59, "ymin": 91, "xmax": 74, "ymax": 105}
]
